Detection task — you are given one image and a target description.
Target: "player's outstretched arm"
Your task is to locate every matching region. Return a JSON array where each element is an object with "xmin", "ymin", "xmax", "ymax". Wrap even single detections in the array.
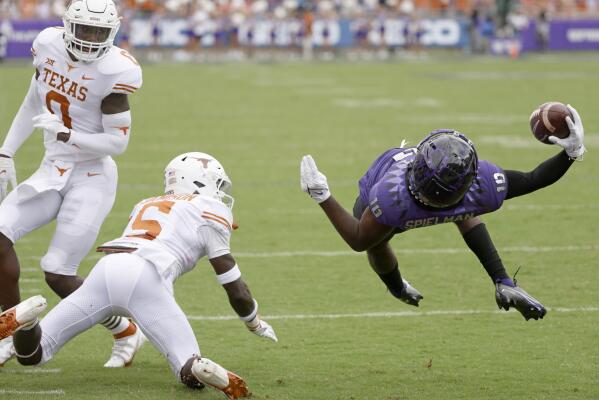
[
  {"xmin": 209, "ymin": 254, "xmax": 278, "ymax": 342},
  {"xmin": 32, "ymin": 94, "xmax": 132, "ymax": 157},
  {"xmin": 300, "ymin": 155, "xmax": 394, "ymax": 251},
  {"xmin": 504, "ymin": 104, "xmax": 585, "ymax": 200}
]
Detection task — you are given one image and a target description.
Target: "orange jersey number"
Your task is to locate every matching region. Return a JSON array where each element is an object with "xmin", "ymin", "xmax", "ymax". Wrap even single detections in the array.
[
  {"xmin": 120, "ymin": 50, "xmax": 139, "ymax": 66},
  {"xmin": 45, "ymin": 90, "xmax": 72, "ymax": 129},
  {"xmin": 126, "ymin": 201, "xmax": 174, "ymax": 240}
]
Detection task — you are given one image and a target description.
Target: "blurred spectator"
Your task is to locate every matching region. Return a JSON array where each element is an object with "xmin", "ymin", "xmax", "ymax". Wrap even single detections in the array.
[
  {"xmin": 536, "ymin": 8, "xmax": 550, "ymax": 51},
  {"xmin": 1, "ymin": 0, "xmax": 598, "ymax": 60},
  {"xmin": 2, "ymin": 0, "xmax": 598, "ymax": 20},
  {"xmin": 0, "ymin": 13, "xmax": 10, "ymax": 61}
]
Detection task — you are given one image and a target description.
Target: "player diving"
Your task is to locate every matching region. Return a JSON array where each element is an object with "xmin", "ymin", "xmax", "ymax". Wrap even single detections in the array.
[{"xmin": 300, "ymin": 105, "xmax": 585, "ymax": 320}]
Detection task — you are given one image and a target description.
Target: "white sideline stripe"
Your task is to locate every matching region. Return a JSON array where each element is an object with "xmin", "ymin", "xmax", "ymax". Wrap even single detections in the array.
[
  {"xmin": 233, "ymin": 244, "xmax": 599, "ymax": 258},
  {"xmin": 20, "ymin": 288, "xmax": 42, "ymax": 294},
  {"xmin": 0, "ymin": 389, "xmax": 64, "ymax": 395},
  {"xmin": 18, "ymin": 243, "xmax": 599, "ymax": 263},
  {"xmin": 3, "ymin": 368, "xmax": 61, "ymax": 374},
  {"xmin": 503, "ymin": 204, "xmax": 599, "ymax": 211},
  {"xmin": 187, "ymin": 307, "xmax": 599, "ymax": 321},
  {"xmin": 19, "ymin": 278, "xmax": 41, "ymax": 283}
]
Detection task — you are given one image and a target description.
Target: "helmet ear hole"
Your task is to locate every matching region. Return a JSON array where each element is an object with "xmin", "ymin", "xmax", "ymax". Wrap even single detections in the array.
[{"xmin": 193, "ymin": 181, "xmax": 206, "ymax": 190}]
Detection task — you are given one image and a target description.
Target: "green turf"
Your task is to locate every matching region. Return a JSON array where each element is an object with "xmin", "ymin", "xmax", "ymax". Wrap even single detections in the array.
[{"xmin": 0, "ymin": 55, "xmax": 598, "ymax": 399}]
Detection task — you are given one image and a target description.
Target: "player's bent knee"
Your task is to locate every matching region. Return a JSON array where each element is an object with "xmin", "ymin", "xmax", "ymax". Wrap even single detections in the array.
[
  {"xmin": 44, "ymin": 272, "xmax": 63, "ymax": 289},
  {"xmin": 17, "ymin": 353, "xmax": 42, "ymax": 366},
  {"xmin": 180, "ymin": 355, "xmax": 205, "ymax": 390},
  {"xmin": 16, "ymin": 347, "xmax": 43, "ymax": 366},
  {"xmin": 44, "ymin": 272, "xmax": 82, "ymax": 298}
]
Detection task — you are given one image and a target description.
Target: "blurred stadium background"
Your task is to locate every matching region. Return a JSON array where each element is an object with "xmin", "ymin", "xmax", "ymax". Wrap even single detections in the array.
[
  {"xmin": 2, "ymin": 0, "xmax": 599, "ymax": 62},
  {"xmin": 1, "ymin": 1, "xmax": 599, "ymax": 399}
]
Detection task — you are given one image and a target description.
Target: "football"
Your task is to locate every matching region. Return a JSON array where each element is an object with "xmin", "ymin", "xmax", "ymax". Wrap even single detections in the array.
[{"xmin": 529, "ymin": 102, "xmax": 573, "ymax": 144}]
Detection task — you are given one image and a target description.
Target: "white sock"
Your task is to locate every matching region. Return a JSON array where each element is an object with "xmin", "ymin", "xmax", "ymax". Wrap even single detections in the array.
[{"xmin": 100, "ymin": 316, "xmax": 130, "ymax": 335}]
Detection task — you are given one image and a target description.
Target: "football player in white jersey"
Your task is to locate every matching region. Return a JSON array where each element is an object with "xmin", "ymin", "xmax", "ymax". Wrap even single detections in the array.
[
  {"xmin": 0, "ymin": 0, "xmax": 145, "ymax": 368},
  {"xmin": 1, "ymin": 152, "xmax": 277, "ymax": 400}
]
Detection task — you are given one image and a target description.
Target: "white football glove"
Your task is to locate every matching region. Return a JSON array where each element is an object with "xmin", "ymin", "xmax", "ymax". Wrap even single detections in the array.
[
  {"xmin": 300, "ymin": 155, "xmax": 331, "ymax": 203},
  {"xmin": 32, "ymin": 112, "xmax": 69, "ymax": 140},
  {"xmin": 245, "ymin": 317, "xmax": 278, "ymax": 342},
  {"xmin": 548, "ymin": 104, "xmax": 585, "ymax": 160},
  {"xmin": 0, "ymin": 156, "xmax": 17, "ymax": 202}
]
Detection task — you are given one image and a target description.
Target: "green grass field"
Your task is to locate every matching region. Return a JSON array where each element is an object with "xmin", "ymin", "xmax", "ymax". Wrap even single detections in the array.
[{"xmin": 0, "ymin": 55, "xmax": 598, "ymax": 399}]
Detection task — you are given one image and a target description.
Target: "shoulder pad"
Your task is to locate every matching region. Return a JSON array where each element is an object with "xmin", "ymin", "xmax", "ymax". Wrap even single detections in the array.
[
  {"xmin": 31, "ymin": 27, "xmax": 64, "ymax": 65},
  {"xmin": 98, "ymin": 46, "xmax": 142, "ymax": 75},
  {"xmin": 196, "ymin": 197, "xmax": 234, "ymax": 231},
  {"xmin": 98, "ymin": 47, "xmax": 142, "ymax": 96},
  {"xmin": 34, "ymin": 27, "xmax": 64, "ymax": 47}
]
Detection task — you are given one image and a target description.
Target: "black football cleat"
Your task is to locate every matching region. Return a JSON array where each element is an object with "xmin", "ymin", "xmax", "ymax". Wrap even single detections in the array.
[
  {"xmin": 390, "ymin": 279, "xmax": 423, "ymax": 307},
  {"xmin": 495, "ymin": 280, "xmax": 547, "ymax": 320}
]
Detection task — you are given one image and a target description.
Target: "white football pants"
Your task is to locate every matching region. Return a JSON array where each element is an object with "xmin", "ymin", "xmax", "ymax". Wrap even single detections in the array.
[
  {"xmin": 39, "ymin": 253, "xmax": 200, "ymax": 377},
  {"xmin": 0, "ymin": 156, "xmax": 117, "ymax": 275}
]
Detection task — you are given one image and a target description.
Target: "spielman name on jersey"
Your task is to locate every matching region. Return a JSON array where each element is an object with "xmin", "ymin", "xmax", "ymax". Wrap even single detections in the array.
[{"xmin": 404, "ymin": 212, "xmax": 475, "ymax": 230}]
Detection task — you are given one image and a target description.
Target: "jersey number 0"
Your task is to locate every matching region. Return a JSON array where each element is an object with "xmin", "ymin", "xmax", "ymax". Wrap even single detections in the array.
[{"xmin": 46, "ymin": 90, "xmax": 72, "ymax": 129}]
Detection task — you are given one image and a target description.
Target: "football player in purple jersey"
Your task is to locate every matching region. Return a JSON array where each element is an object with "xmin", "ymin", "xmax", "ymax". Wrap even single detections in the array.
[{"xmin": 300, "ymin": 105, "xmax": 585, "ymax": 321}]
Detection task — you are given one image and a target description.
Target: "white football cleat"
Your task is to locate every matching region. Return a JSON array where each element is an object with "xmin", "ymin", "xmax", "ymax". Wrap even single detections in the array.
[
  {"xmin": 103, "ymin": 321, "xmax": 146, "ymax": 368},
  {"xmin": 0, "ymin": 295, "xmax": 47, "ymax": 340},
  {"xmin": 0, "ymin": 336, "xmax": 16, "ymax": 367},
  {"xmin": 191, "ymin": 358, "xmax": 250, "ymax": 400}
]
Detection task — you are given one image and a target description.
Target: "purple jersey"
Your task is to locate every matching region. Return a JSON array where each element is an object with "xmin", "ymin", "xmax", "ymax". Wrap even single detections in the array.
[{"xmin": 358, "ymin": 147, "xmax": 507, "ymax": 232}]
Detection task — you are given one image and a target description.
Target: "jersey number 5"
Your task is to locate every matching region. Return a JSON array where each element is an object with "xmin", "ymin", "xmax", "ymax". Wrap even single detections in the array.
[{"xmin": 127, "ymin": 201, "xmax": 174, "ymax": 240}]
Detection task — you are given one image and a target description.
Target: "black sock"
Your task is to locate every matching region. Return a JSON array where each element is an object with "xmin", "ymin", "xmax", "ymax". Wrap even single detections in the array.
[
  {"xmin": 462, "ymin": 223, "xmax": 509, "ymax": 282},
  {"xmin": 377, "ymin": 265, "xmax": 404, "ymax": 294}
]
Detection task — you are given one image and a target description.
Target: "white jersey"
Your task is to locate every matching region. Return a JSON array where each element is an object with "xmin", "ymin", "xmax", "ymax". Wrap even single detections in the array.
[
  {"xmin": 99, "ymin": 194, "xmax": 234, "ymax": 285},
  {"xmin": 31, "ymin": 26, "xmax": 142, "ymax": 162}
]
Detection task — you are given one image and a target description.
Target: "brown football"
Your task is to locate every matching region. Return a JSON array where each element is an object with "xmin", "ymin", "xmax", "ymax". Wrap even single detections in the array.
[{"xmin": 529, "ymin": 102, "xmax": 573, "ymax": 144}]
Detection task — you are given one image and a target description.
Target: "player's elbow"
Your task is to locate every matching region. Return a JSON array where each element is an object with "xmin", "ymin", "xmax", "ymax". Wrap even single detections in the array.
[
  {"xmin": 111, "ymin": 137, "xmax": 129, "ymax": 156},
  {"xmin": 347, "ymin": 240, "xmax": 368, "ymax": 252}
]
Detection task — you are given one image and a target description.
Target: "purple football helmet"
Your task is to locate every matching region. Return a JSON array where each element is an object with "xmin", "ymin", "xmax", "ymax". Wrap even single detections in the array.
[{"xmin": 407, "ymin": 129, "xmax": 478, "ymax": 208}]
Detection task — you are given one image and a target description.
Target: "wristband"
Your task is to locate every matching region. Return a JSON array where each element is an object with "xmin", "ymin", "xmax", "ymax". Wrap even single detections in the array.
[
  {"xmin": 216, "ymin": 264, "xmax": 241, "ymax": 285},
  {"xmin": 240, "ymin": 299, "xmax": 259, "ymax": 322}
]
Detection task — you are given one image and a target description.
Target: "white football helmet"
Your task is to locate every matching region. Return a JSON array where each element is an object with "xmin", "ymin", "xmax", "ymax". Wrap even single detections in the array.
[
  {"xmin": 164, "ymin": 152, "xmax": 234, "ymax": 209},
  {"xmin": 63, "ymin": 0, "xmax": 120, "ymax": 62}
]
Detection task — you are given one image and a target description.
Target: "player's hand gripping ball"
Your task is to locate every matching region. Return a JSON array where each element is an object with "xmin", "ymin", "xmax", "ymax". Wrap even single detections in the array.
[{"xmin": 529, "ymin": 102, "xmax": 573, "ymax": 144}]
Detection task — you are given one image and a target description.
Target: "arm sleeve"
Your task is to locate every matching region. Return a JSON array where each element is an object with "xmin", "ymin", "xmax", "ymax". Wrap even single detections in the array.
[
  {"xmin": 198, "ymin": 224, "xmax": 231, "ymax": 259},
  {"xmin": 462, "ymin": 222, "xmax": 509, "ymax": 282},
  {"xmin": 66, "ymin": 111, "xmax": 131, "ymax": 156},
  {"xmin": 504, "ymin": 150, "xmax": 574, "ymax": 200},
  {"xmin": 0, "ymin": 74, "xmax": 41, "ymax": 157}
]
